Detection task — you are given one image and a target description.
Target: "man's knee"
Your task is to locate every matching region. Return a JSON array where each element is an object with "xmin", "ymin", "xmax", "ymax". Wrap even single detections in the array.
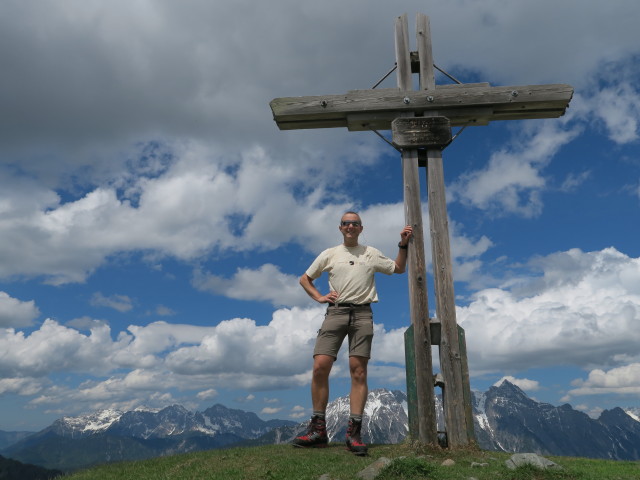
[
  {"xmin": 349, "ymin": 356, "xmax": 368, "ymax": 383},
  {"xmin": 313, "ymin": 355, "xmax": 334, "ymax": 380}
]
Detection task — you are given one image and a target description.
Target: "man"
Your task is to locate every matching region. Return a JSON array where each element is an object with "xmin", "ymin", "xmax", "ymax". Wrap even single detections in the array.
[{"xmin": 292, "ymin": 211, "xmax": 412, "ymax": 455}]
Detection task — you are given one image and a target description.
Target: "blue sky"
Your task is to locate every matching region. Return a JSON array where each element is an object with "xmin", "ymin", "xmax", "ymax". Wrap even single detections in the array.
[{"xmin": 1, "ymin": 0, "xmax": 640, "ymax": 431}]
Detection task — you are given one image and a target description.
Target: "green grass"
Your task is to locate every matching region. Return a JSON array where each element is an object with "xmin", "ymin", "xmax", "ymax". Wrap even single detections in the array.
[{"xmin": 63, "ymin": 443, "xmax": 640, "ymax": 480}]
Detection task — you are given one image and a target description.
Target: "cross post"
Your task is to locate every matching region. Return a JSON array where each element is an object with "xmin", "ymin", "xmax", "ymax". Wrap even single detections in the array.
[{"xmin": 395, "ymin": 14, "xmax": 439, "ymax": 446}]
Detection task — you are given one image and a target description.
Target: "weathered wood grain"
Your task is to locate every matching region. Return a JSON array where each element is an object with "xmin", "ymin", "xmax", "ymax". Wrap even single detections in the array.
[
  {"xmin": 270, "ymin": 83, "xmax": 573, "ymax": 130},
  {"xmin": 392, "ymin": 117, "xmax": 452, "ymax": 148},
  {"xmin": 416, "ymin": 12, "xmax": 472, "ymax": 448},
  {"xmin": 396, "ymin": 13, "xmax": 438, "ymax": 447}
]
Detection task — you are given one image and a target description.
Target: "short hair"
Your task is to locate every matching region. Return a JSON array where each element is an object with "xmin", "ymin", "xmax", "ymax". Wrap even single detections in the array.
[{"xmin": 341, "ymin": 211, "xmax": 362, "ymax": 221}]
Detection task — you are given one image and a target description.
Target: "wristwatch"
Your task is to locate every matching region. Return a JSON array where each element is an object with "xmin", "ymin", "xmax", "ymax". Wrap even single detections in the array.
[{"xmin": 398, "ymin": 242, "xmax": 408, "ymax": 250}]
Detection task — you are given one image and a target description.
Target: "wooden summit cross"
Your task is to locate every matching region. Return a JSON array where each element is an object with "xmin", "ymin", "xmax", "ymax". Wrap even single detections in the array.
[{"xmin": 270, "ymin": 13, "xmax": 573, "ymax": 447}]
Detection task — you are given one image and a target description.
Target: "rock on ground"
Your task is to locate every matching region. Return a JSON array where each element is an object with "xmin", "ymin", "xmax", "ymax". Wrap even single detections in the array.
[
  {"xmin": 356, "ymin": 456, "xmax": 392, "ymax": 480},
  {"xmin": 505, "ymin": 453, "xmax": 562, "ymax": 470}
]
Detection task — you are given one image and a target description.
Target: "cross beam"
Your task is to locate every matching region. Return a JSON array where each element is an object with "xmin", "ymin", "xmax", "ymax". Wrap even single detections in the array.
[{"xmin": 270, "ymin": 83, "xmax": 573, "ymax": 131}]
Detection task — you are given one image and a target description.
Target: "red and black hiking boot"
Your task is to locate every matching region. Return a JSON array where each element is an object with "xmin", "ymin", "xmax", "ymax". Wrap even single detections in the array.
[
  {"xmin": 292, "ymin": 415, "xmax": 328, "ymax": 448},
  {"xmin": 345, "ymin": 418, "xmax": 368, "ymax": 456}
]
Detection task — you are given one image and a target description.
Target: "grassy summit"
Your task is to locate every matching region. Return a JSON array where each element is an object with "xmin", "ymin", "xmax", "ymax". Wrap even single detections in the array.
[{"xmin": 64, "ymin": 442, "xmax": 640, "ymax": 480}]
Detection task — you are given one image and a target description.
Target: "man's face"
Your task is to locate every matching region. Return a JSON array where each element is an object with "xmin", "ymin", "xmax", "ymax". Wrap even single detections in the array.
[{"xmin": 339, "ymin": 213, "xmax": 363, "ymax": 241}]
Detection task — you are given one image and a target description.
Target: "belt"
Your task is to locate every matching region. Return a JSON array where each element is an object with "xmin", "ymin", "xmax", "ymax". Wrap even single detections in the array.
[{"xmin": 328, "ymin": 303, "xmax": 371, "ymax": 307}]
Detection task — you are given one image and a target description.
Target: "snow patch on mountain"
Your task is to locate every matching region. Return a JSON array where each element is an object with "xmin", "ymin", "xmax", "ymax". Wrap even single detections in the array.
[
  {"xmin": 624, "ymin": 407, "xmax": 640, "ymax": 422},
  {"xmin": 59, "ymin": 409, "xmax": 123, "ymax": 434}
]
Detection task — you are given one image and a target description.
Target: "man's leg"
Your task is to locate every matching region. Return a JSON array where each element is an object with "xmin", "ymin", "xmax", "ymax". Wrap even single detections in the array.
[
  {"xmin": 346, "ymin": 355, "xmax": 369, "ymax": 455},
  {"xmin": 312, "ymin": 354, "xmax": 334, "ymax": 412},
  {"xmin": 292, "ymin": 354, "xmax": 333, "ymax": 448},
  {"xmin": 293, "ymin": 306, "xmax": 346, "ymax": 449},
  {"xmin": 348, "ymin": 355, "xmax": 368, "ymax": 414}
]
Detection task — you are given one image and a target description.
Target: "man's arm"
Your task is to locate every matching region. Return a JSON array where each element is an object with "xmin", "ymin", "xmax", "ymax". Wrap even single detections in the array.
[
  {"xmin": 393, "ymin": 225, "xmax": 413, "ymax": 273},
  {"xmin": 300, "ymin": 274, "xmax": 339, "ymax": 304}
]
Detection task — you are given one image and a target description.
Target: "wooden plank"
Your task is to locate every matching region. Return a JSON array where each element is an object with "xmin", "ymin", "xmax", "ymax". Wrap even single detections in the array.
[
  {"xmin": 396, "ymin": 13, "xmax": 438, "ymax": 447},
  {"xmin": 458, "ymin": 325, "xmax": 476, "ymax": 443},
  {"xmin": 346, "ymin": 108, "xmax": 492, "ymax": 131},
  {"xmin": 416, "ymin": 12, "xmax": 470, "ymax": 447},
  {"xmin": 427, "ymin": 146, "xmax": 469, "ymax": 447},
  {"xmin": 416, "ymin": 14, "xmax": 435, "ymax": 91},
  {"xmin": 429, "ymin": 82, "xmax": 489, "ymax": 89},
  {"xmin": 402, "ymin": 148, "xmax": 437, "ymax": 446},
  {"xmin": 392, "ymin": 117, "xmax": 452, "ymax": 148},
  {"xmin": 269, "ymin": 83, "xmax": 574, "ymax": 130},
  {"xmin": 404, "ymin": 325, "xmax": 419, "ymax": 438},
  {"xmin": 395, "ymin": 14, "xmax": 413, "ymax": 92},
  {"xmin": 279, "ymin": 105, "xmax": 566, "ymax": 131}
]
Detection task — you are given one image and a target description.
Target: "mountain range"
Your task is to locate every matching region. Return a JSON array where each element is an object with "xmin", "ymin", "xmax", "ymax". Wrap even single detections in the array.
[
  {"xmin": 2, "ymin": 381, "xmax": 639, "ymax": 472},
  {"xmin": 1, "ymin": 403, "xmax": 296, "ymax": 471}
]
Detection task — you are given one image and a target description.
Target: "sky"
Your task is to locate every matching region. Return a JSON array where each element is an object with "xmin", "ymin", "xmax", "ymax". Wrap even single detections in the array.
[{"xmin": 1, "ymin": 0, "xmax": 639, "ymax": 431}]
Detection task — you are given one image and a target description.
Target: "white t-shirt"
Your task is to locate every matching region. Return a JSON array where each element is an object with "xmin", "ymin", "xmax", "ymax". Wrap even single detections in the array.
[{"xmin": 305, "ymin": 244, "xmax": 396, "ymax": 304}]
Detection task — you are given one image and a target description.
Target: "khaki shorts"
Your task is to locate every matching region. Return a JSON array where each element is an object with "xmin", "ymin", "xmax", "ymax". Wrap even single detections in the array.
[{"xmin": 313, "ymin": 304, "xmax": 374, "ymax": 359}]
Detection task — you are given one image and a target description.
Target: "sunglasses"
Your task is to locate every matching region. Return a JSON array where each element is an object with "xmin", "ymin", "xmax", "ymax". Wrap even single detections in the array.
[{"xmin": 341, "ymin": 221, "xmax": 362, "ymax": 227}]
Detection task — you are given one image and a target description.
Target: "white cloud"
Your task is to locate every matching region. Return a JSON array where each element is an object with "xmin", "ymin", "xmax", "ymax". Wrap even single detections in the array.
[
  {"xmin": 0, "ymin": 144, "xmax": 361, "ymax": 284},
  {"xmin": 495, "ymin": 376, "xmax": 541, "ymax": 392},
  {"xmin": 450, "ymin": 120, "xmax": 580, "ymax": 217},
  {"xmin": 154, "ymin": 305, "xmax": 176, "ymax": 317},
  {"xmin": 165, "ymin": 308, "xmax": 323, "ymax": 377},
  {"xmin": 189, "ymin": 202, "xmax": 492, "ymax": 309},
  {"xmin": 0, "ymin": 319, "xmax": 122, "ymax": 378},
  {"xmin": 566, "ymin": 363, "xmax": 640, "ymax": 398},
  {"xmin": 3, "ymin": 0, "xmax": 639, "ymax": 159},
  {"xmin": 459, "ymin": 248, "xmax": 640, "ymax": 374},
  {"xmin": 442, "ymin": 54, "xmax": 638, "ymax": 221},
  {"xmin": 0, "ymin": 304, "xmax": 417, "ymax": 412},
  {"xmin": 0, "ymin": 377, "xmax": 47, "ymax": 396},
  {"xmin": 235, "ymin": 394, "xmax": 255, "ymax": 404},
  {"xmin": 573, "ymin": 404, "xmax": 604, "ymax": 419},
  {"xmin": 593, "ymin": 83, "xmax": 640, "ymax": 144},
  {"xmin": 66, "ymin": 317, "xmax": 110, "ymax": 333},
  {"xmin": 29, "ymin": 372, "xmax": 184, "ymax": 414},
  {"xmin": 290, "ymin": 405, "xmax": 307, "ymax": 419},
  {"xmin": 91, "ymin": 292, "xmax": 134, "ymax": 312},
  {"xmin": 372, "ymin": 324, "xmax": 406, "ymax": 365},
  {"xmin": 261, "ymin": 407, "xmax": 283, "ymax": 415},
  {"xmin": 120, "ymin": 320, "xmax": 218, "ymax": 359},
  {"xmin": 0, "ymin": 292, "xmax": 40, "ymax": 328},
  {"xmin": 559, "ymin": 170, "xmax": 591, "ymax": 192},
  {"xmin": 192, "ymin": 264, "xmax": 308, "ymax": 307},
  {"xmin": 196, "ymin": 389, "xmax": 218, "ymax": 401},
  {"xmin": 1, "ymin": 247, "xmax": 639, "ymax": 415},
  {"xmin": 367, "ymin": 365, "xmax": 408, "ymax": 386},
  {"xmin": 0, "ymin": 1, "xmax": 638, "ymax": 200},
  {"xmin": 0, "ymin": 0, "xmax": 635, "ymax": 289}
]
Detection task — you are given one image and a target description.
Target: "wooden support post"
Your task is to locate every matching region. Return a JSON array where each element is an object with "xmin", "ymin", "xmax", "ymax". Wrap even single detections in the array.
[
  {"xmin": 427, "ymin": 147, "xmax": 470, "ymax": 447},
  {"xmin": 458, "ymin": 325, "xmax": 476, "ymax": 443},
  {"xmin": 396, "ymin": 13, "xmax": 437, "ymax": 446},
  {"xmin": 403, "ymin": 325, "xmax": 419, "ymax": 437},
  {"xmin": 416, "ymin": 12, "xmax": 471, "ymax": 447}
]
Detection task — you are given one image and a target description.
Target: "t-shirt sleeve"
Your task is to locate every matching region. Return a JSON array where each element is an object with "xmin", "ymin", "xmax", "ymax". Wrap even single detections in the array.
[
  {"xmin": 372, "ymin": 248, "xmax": 396, "ymax": 275},
  {"xmin": 305, "ymin": 249, "xmax": 330, "ymax": 279}
]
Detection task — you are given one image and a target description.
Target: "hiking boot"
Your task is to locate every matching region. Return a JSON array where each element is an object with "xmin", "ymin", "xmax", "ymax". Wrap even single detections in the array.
[
  {"xmin": 345, "ymin": 418, "xmax": 368, "ymax": 456},
  {"xmin": 292, "ymin": 415, "xmax": 328, "ymax": 448}
]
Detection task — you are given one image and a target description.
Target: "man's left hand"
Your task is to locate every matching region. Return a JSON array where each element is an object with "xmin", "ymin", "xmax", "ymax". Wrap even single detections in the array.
[{"xmin": 399, "ymin": 225, "xmax": 413, "ymax": 246}]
